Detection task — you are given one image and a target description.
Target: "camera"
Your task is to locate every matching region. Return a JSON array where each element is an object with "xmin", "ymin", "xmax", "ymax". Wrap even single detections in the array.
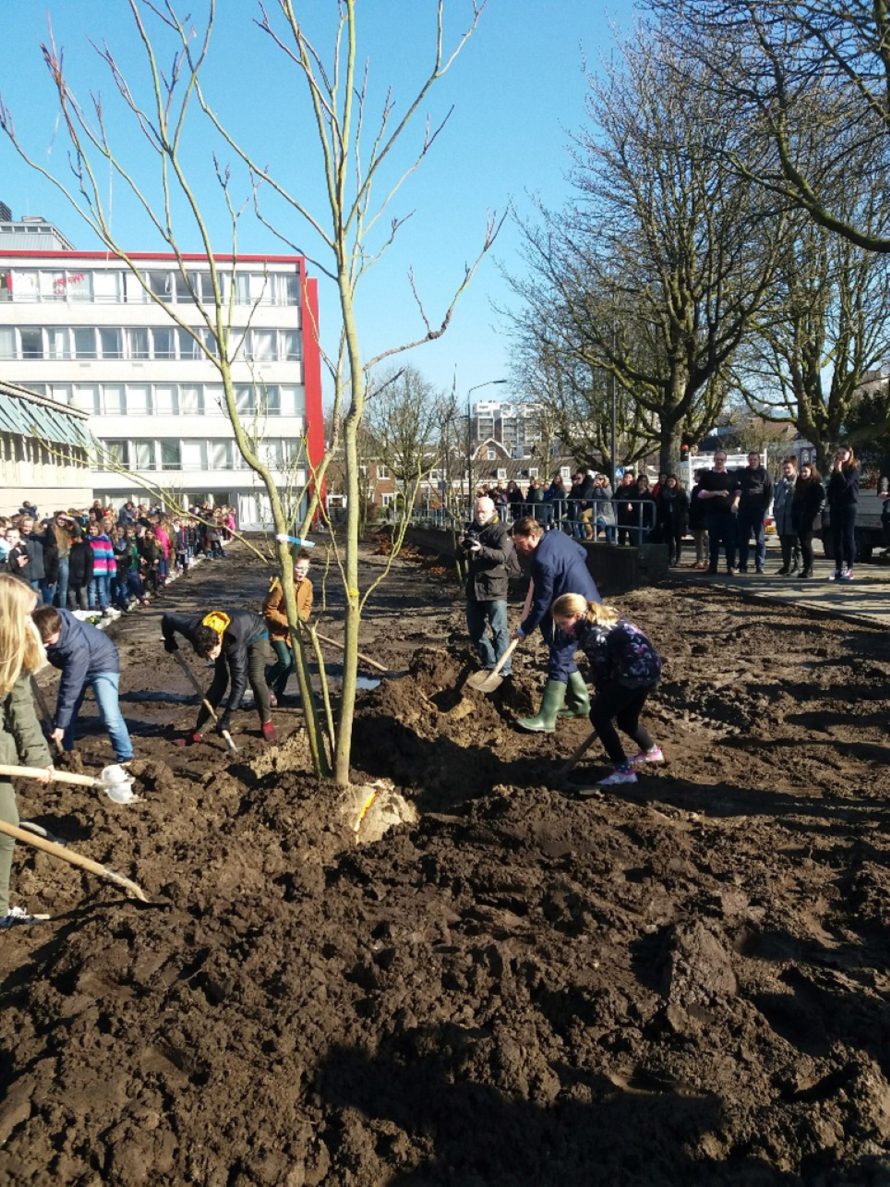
[{"xmin": 461, "ymin": 527, "xmax": 480, "ymax": 551}]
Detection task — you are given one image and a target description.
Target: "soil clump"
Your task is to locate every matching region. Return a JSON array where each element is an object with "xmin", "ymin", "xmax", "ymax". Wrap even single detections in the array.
[{"xmin": 1, "ymin": 540, "xmax": 888, "ymax": 1185}]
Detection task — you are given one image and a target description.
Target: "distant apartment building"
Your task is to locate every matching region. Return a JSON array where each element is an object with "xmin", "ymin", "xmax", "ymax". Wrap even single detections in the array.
[
  {"xmin": 0, "ymin": 208, "xmax": 323, "ymax": 528},
  {"xmin": 472, "ymin": 400, "xmax": 542, "ymax": 458}
]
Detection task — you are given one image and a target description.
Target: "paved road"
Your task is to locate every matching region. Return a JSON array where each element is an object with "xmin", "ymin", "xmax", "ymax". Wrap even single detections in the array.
[{"xmin": 672, "ymin": 548, "xmax": 890, "ymax": 629}]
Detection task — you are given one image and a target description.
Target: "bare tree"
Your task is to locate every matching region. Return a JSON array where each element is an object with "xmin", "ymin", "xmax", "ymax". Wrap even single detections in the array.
[
  {"xmin": 508, "ymin": 23, "xmax": 785, "ymax": 473},
  {"xmin": 730, "ymin": 213, "xmax": 890, "ymax": 468},
  {"xmin": 1, "ymin": 0, "xmax": 502, "ymax": 786},
  {"xmin": 654, "ymin": 0, "xmax": 890, "ymax": 252}
]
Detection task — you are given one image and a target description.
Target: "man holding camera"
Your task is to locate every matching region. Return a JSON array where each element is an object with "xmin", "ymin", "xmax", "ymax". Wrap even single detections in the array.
[{"xmin": 463, "ymin": 496, "xmax": 516, "ymax": 680}]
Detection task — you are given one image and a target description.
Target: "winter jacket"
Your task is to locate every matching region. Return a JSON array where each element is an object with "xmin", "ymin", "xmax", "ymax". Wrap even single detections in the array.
[
  {"xmin": 464, "ymin": 516, "xmax": 515, "ymax": 603},
  {"xmin": 44, "ymin": 609, "xmax": 120, "ymax": 732},
  {"xmin": 772, "ymin": 475, "xmax": 797, "ymax": 536},
  {"xmin": 655, "ymin": 486, "xmax": 689, "ymax": 536},
  {"xmin": 1, "ymin": 672, "xmax": 51, "ymax": 774},
  {"xmin": 737, "ymin": 465, "xmax": 773, "ymax": 512},
  {"xmin": 520, "ymin": 530, "xmax": 599, "ymax": 638},
  {"xmin": 571, "ymin": 617, "xmax": 663, "ymax": 692},
  {"xmin": 162, "ymin": 609, "xmax": 268, "ymax": 714},
  {"xmin": 20, "ymin": 532, "xmax": 46, "ymax": 582},
  {"xmin": 263, "ymin": 577, "xmax": 314, "ymax": 643},
  {"xmin": 688, "ymin": 483, "xmax": 708, "ymax": 531},
  {"xmin": 826, "ymin": 464, "xmax": 860, "ymax": 509},
  {"xmin": 791, "ymin": 478, "xmax": 826, "ymax": 535},
  {"xmin": 88, "ymin": 532, "xmax": 114, "ymax": 578},
  {"xmin": 68, "ymin": 538, "xmax": 94, "ymax": 589},
  {"xmin": 591, "ymin": 483, "xmax": 616, "ymax": 526}
]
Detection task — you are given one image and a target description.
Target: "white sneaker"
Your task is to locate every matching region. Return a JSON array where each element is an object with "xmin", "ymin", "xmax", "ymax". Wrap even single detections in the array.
[
  {"xmin": 0, "ymin": 905, "xmax": 51, "ymax": 928},
  {"xmin": 597, "ymin": 765, "xmax": 638, "ymax": 787},
  {"xmin": 629, "ymin": 746, "xmax": 664, "ymax": 765}
]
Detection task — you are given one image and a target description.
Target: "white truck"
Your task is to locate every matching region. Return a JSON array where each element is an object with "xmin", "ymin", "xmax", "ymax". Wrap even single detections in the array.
[{"xmin": 821, "ymin": 481, "xmax": 889, "ymax": 562}]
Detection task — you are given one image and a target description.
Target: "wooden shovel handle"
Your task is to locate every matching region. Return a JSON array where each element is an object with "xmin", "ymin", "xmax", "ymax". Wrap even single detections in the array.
[
  {"xmin": 0, "ymin": 763, "xmax": 99, "ymax": 789},
  {"xmin": 170, "ymin": 651, "xmax": 219, "ymax": 723},
  {"xmin": 0, "ymin": 819, "xmax": 148, "ymax": 902},
  {"xmin": 489, "ymin": 637, "xmax": 519, "ymax": 679},
  {"xmin": 312, "ymin": 628, "xmax": 389, "ymax": 673}
]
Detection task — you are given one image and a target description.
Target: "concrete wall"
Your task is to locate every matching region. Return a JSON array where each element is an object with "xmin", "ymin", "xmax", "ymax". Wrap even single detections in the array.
[{"xmin": 403, "ymin": 526, "xmax": 669, "ymax": 597}]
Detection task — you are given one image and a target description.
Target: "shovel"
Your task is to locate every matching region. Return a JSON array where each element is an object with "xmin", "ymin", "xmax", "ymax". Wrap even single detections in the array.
[
  {"xmin": 30, "ymin": 676, "xmax": 64, "ymax": 756},
  {"xmin": 0, "ymin": 762, "xmax": 138, "ymax": 804},
  {"xmin": 0, "ymin": 818, "xmax": 148, "ymax": 902},
  {"xmin": 312, "ymin": 628, "xmax": 390, "ymax": 674},
  {"xmin": 465, "ymin": 638, "xmax": 519, "ymax": 694},
  {"xmin": 557, "ymin": 730, "xmax": 596, "ymax": 781},
  {"xmin": 169, "ymin": 651, "xmax": 238, "ymax": 753}
]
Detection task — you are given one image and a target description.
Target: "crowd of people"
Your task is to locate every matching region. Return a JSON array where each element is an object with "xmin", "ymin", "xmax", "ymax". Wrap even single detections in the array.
[
  {"xmin": 0, "ymin": 499, "xmax": 238, "ymax": 616},
  {"xmin": 475, "ymin": 445, "xmax": 869, "ymax": 580}
]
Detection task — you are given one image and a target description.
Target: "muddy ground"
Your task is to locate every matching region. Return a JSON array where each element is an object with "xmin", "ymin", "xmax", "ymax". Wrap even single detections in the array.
[{"xmin": 0, "ymin": 539, "xmax": 888, "ymax": 1186}]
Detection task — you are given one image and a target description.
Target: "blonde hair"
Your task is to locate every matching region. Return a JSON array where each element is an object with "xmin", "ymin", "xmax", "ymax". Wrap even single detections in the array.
[
  {"xmin": 0, "ymin": 575, "xmax": 46, "ymax": 695},
  {"xmin": 552, "ymin": 593, "xmax": 620, "ymax": 629}
]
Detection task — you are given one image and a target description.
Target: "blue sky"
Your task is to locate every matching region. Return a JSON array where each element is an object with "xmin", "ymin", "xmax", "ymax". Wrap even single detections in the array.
[{"xmin": 0, "ymin": 1, "xmax": 632, "ymax": 406}]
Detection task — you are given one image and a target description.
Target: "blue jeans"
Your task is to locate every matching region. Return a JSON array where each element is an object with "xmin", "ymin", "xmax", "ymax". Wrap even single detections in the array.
[
  {"xmin": 63, "ymin": 670, "xmax": 133, "ymax": 762},
  {"xmin": 89, "ymin": 573, "xmax": 110, "ymax": 611},
  {"xmin": 466, "ymin": 598, "xmax": 511, "ymax": 675},
  {"xmin": 55, "ymin": 554, "xmax": 70, "ymax": 608},
  {"xmin": 736, "ymin": 508, "xmax": 766, "ymax": 571}
]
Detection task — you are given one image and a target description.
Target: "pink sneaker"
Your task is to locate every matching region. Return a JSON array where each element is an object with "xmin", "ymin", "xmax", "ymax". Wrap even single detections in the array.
[
  {"xmin": 597, "ymin": 765, "xmax": 638, "ymax": 787},
  {"xmin": 629, "ymin": 746, "xmax": 665, "ymax": 766}
]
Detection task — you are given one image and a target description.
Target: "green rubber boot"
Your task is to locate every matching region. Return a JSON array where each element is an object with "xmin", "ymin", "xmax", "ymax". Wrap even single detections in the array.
[
  {"xmin": 559, "ymin": 671, "xmax": 591, "ymax": 718},
  {"xmin": 516, "ymin": 679, "xmax": 567, "ymax": 733}
]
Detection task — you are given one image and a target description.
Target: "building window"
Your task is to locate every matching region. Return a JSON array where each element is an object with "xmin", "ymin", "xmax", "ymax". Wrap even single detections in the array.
[
  {"xmin": 159, "ymin": 440, "xmax": 182, "ymax": 469},
  {"xmin": 20, "ymin": 328, "xmax": 43, "ymax": 359},
  {"xmin": 151, "ymin": 327, "xmax": 176, "ymax": 358},
  {"xmin": 181, "ymin": 440, "xmax": 206, "ymax": 470},
  {"xmin": 155, "ymin": 385, "xmax": 178, "ymax": 415},
  {"xmin": 73, "ymin": 327, "xmax": 97, "ymax": 359},
  {"xmin": 497, "ymin": 468, "xmax": 507, "ymax": 480},
  {"xmin": 376, "ymin": 465, "xmax": 389, "ymax": 479},
  {"xmin": 178, "ymin": 328, "xmax": 201, "ymax": 360},
  {"xmin": 0, "ymin": 327, "xmax": 15, "ymax": 357},
  {"xmin": 103, "ymin": 385, "xmax": 124, "ymax": 415},
  {"xmin": 145, "ymin": 270, "xmax": 172, "ymax": 299},
  {"xmin": 281, "ymin": 330, "xmax": 301, "ymax": 360},
  {"xmin": 209, "ymin": 440, "xmax": 233, "ymax": 468},
  {"xmin": 180, "ymin": 385, "xmax": 202, "ymax": 415},
  {"xmin": 93, "ymin": 271, "xmax": 122, "ymax": 303},
  {"xmin": 126, "ymin": 385, "xmax": 150, "ymax": 415},
  {"xmin": 528, "ymin": 467, "xmax": 539, "ymax": 479},
  {"xmin": 486, "ymin": 449, "xmax": 496, "ymax": 461},
  {"xmin": 127, "ymin": 327, "xmax": 150, "ymax": 359},
  {"xmin": 99, "ymin": 328, "xmax": 123, "ymax": 359},
  {"xmin": 132, "ymin": 440, "xmax": 156, "ymax": 470}
]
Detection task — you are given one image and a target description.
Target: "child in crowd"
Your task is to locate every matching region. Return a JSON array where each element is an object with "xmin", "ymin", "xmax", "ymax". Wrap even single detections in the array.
[
  {"xmin": 551, "ymin": 593, "xmax": 664, "ymax": 789},
  {"xmin": 67, "ymin": 528, "xmax": 94, "ymax": 611},
  {"xmin": 33, "ymin": 605, "xmax": 134, "ymax": 764}
]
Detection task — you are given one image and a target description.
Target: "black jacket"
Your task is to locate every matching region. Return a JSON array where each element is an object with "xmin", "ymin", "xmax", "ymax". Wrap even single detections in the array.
[
  {"xmin": 162, "ymin": 609, "xmax": 268, "ymax": 713},
  {"xmin": 68, "ymin": 538, "xmax": 94, "ymax": 589},
  {"xmin": 736, "ymin": 465, "xmax": 773, "ymax": 511},
  {"xmin": 464, "ymin": 518, "xmax": 515, "ymax": 603},
  {"xmin": 791, "ymin": 479, "xmax": 825, "ymax": 535}
]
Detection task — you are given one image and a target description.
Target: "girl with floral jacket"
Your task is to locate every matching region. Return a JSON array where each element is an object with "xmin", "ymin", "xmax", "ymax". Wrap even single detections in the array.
[{"xmin": 552, "ymin": 593, "xmax": 664, "ymax": 789}]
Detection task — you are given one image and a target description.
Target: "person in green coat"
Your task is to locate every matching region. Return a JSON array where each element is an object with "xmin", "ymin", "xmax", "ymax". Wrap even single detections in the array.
[{"xmin": 0, "ymin": 573, "xmax": 55, "ymax": 927}]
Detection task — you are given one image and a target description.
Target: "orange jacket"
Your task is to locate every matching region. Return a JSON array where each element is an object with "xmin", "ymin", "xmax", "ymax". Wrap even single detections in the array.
[{"xmin": 262, "ymin": 576, "xmax": 313, "ymax": 643}]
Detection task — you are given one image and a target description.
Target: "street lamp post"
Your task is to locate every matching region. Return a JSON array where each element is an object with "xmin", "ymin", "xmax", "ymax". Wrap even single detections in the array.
[{"xmin": 466, "ymin": 378, "xmax": 508, "ymax": 505}]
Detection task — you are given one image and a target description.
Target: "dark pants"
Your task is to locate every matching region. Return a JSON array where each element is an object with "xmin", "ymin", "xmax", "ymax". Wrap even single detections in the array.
[
  {"xmin": 830, "ymin": 506, "xmax": 856, "ymax": 571},
  {"xmin": 541, "ymin": 617, "xmax": 580, "ymax": 682},
  {"xmin": 589, "ymin": 682, "xmax": 655, "ymax": 766},
  {"xmin": 736, "ymin": 507, "xmax": 766, "ymax": 571},
  {"xmin": 779, "ymin": 533, "xmax": 800, "ymax": 571},
  {"xmin": 199, "ymin": 636, "xmax": 274, "ymax": 728},
  {"xmin": 707, "ymin": 510, "xmax": 736, "ymax": 570},
  {"xmin": 798, "ymin": 529, "xmax": 815, "ymax": 574},
  {"xmin": 267, "ymin": 639, "xmax": 295, "ymax": 696}
]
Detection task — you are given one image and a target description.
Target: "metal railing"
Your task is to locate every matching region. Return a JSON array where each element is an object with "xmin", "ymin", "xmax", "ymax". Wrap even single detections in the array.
[{"xmin": 406, "ymin": 496, "xmax": 658, "ymax": 546}]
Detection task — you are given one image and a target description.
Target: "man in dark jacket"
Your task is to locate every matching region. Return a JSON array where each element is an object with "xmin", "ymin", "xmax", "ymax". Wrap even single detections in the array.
[
  {"xmin": 32, "ymin": 606, "xmax": 134, "ymax": 763},
  {"xmin": 463, "ymin": 496, "xmax": 516, "ymax": 679},
  {"xmin": 162, "ymin": 608, "xmax": 276, "ymax": 742},
  {"xmin": 511, "ymin": 516, "xmax": 601, "ymax": 731},
  {"xmin": 736, "ymin": 451, "xmax": 773, "ymax": 574}
]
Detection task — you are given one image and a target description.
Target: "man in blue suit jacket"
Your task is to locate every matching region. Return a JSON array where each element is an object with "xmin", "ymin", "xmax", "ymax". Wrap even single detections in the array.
[{"xmin": 511, "ymin": 516, "xmax": 600, "ymax": 731}]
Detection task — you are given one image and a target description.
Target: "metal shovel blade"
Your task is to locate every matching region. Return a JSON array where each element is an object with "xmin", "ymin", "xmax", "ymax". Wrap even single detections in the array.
[
  {"xmin": 464, "ymin": 638, "xmax": 519, "ymax": 695},
  {"xmin": 465, "ymin": 668, "xmax": 506, "ymax": 694},
  {"xmin": 98, "ymin": 764, "xmax": 137, "ymax": 804}
]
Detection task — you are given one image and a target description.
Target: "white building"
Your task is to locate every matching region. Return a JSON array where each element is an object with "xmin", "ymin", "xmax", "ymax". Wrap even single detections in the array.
[
  {"xmin": 0, "ymin": 211, "xmax": 323, "ymax": 528},
  {"xmin": 472, "ymin": 400, "xmax": 542, "ymax": 458}
]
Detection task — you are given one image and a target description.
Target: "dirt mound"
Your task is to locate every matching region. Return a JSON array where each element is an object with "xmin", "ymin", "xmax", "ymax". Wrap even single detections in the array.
[{"xmin": 1, "ymin": 543, "xmax": 888, "ymax": 1185}]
